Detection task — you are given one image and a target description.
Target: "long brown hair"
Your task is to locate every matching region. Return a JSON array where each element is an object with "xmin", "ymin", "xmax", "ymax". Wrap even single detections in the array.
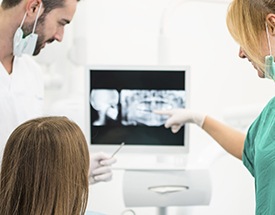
[{"xmin": 0, "ymin": 116, "xmax": 89, "ymax": 215}]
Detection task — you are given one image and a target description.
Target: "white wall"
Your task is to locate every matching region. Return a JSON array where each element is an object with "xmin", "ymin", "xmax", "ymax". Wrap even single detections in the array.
[{"xmin": 36, "ymin": 0, "xmax": 275, "ymax": 215}]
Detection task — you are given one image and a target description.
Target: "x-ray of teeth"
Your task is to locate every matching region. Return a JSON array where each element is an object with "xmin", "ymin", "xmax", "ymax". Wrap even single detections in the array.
[
  {"xmin": 121, "ymin": 90, "xmax": 185, "ymax": 126},
  {"xmin": 90, "ymin": 89, "xmax": 119, "ymax": 126},
  {"xmin": 88, "ymin": 69, "xmax": 188, "ymax": 146}
]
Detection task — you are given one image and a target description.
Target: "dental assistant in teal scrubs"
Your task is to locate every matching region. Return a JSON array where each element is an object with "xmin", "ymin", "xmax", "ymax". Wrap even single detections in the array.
[{"xmin": 155, "ymin": 0, "xmax": 275, "ymax": 214}]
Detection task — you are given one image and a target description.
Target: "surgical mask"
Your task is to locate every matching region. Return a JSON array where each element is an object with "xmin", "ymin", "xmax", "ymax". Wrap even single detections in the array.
[
  {"xmin": 13, "ymin": 3, "xmax": 42, "ymax": 57},
  {"xmin": 264, "ymin": 22, "xmax": 275, "ymax": 80}
]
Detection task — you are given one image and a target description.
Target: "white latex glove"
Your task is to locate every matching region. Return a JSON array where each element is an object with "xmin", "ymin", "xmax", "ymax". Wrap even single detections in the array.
[
  {"xmin": 154, "ymin": 109, "xmax": 206, "ymax": 133},
  {"xmin": 89, "ymin": 152, "xmax": 117, "ymax": 184}
]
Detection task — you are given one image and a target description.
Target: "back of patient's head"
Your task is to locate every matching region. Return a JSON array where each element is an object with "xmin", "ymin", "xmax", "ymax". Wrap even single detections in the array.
[{"xmin": 0, "ymin": 116, "xmax": 89, "ymax": 215}]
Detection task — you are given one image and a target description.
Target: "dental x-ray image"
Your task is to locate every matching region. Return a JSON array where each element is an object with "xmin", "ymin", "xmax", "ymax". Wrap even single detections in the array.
[
  {"xmin": 90, "ymin": 89, "xmax": 185, "ymax": 127},
  {"xmin": 89, "ymin": 68, "xmax": 187, "ymax": 145},
  {"xmin": 121, "ymin": 90, "xmax": 185, "ymax": 126},
  {"xmin": 90, "ymin": 89, "xmax": 119, "ymax": 126}
]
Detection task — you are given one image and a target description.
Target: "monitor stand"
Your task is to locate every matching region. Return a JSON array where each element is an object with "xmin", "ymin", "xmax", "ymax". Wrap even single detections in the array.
[
  {"xmin": 158, "ymin": 207, "xmax": 167, "ymax": 215},
  {"xmin": 113, "ymin": 154, "xmax": 188, "ymax": 170}
]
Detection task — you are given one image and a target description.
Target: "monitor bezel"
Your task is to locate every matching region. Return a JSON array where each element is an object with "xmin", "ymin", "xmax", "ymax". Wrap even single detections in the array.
[{"xmin": 85, "ymin": 65, "xmax": 190, "ymax": 156}]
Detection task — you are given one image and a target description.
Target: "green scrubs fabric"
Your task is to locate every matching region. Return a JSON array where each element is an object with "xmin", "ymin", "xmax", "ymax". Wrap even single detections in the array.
[{"xmin": 243, "ymin": 96, "xmax": 275, "ymax": 215}]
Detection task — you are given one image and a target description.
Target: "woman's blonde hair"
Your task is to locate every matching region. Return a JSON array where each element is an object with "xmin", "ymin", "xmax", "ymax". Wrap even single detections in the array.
[
  {"xmin": 226, "ymin": 0, "xmax": 275, "ymax": 72},
  {"xmin": 0, "ymin": 116, "xmax": 89, "ymax": 215}
]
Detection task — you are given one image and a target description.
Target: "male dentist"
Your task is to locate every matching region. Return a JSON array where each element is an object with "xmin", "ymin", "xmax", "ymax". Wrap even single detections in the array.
[{"xmin": 0, "ymin": 0, "xmax": 116, "ymax": 184}]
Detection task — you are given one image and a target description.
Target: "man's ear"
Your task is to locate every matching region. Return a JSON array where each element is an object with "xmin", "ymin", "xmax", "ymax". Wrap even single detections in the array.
[
  {"xmin": 266, "ymin": 14, "xmax": 275, "ymax": 35},
  {"xmin": 25, "ymin": 0, "xmax": 43, "ymax": 18}
]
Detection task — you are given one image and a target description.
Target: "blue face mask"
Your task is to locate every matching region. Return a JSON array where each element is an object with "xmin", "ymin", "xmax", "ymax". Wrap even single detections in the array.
[
  {"xmin": 13, "ymin": 3, "xmax": 42, "ymax": 57},
  {"xmin": 265, "ymin": 22, "xmax": 275, "ymax": 81}
]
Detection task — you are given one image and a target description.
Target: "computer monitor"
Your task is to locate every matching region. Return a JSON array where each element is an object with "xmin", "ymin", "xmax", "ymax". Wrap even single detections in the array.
[{"xmin": 85, "ymin": 65, "xmax": 190, "ymax": 170}]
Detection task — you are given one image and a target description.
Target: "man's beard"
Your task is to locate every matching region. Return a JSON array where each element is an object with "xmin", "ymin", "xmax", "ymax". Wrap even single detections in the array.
[{"xmin": 21, "ymin": 13, "xmax": 46, "ymax": 56}]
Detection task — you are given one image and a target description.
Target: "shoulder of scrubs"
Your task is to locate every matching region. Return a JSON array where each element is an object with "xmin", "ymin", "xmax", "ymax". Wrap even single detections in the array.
[{"xmin": 243, "ymin": 96, "xmax": 275, "ymax": 177}]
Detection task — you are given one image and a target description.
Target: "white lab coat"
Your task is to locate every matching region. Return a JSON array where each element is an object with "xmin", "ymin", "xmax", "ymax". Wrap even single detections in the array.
[{"xmin": 0, "ymin": 55, "xmax": 44, "ymax": 160}]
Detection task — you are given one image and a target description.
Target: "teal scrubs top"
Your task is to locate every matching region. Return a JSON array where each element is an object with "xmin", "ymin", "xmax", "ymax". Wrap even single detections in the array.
[{"xmin": 243, "ymin": 96, "xmax": 275, "ymax": 215}]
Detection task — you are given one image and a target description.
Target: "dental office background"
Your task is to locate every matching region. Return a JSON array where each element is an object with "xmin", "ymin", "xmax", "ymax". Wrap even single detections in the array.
[{"xmin": 3, "ymin": 0, "xmax": 275, "ymax": 214}]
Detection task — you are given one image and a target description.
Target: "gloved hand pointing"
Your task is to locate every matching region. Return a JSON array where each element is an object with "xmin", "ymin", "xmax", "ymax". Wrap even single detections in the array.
[
  {"xmin": 154, "ymin": 109, "xmax": 206, "ymax": 133},
  {"xmin": 89, "ymin": 152, "xmax": 117, "ymax": 185}
]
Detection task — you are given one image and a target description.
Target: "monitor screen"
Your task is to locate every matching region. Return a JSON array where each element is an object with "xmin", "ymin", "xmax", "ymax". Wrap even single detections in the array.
[{"xmin": 85, "ymin": 65, "xmax": 190, "ymax": 169}]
